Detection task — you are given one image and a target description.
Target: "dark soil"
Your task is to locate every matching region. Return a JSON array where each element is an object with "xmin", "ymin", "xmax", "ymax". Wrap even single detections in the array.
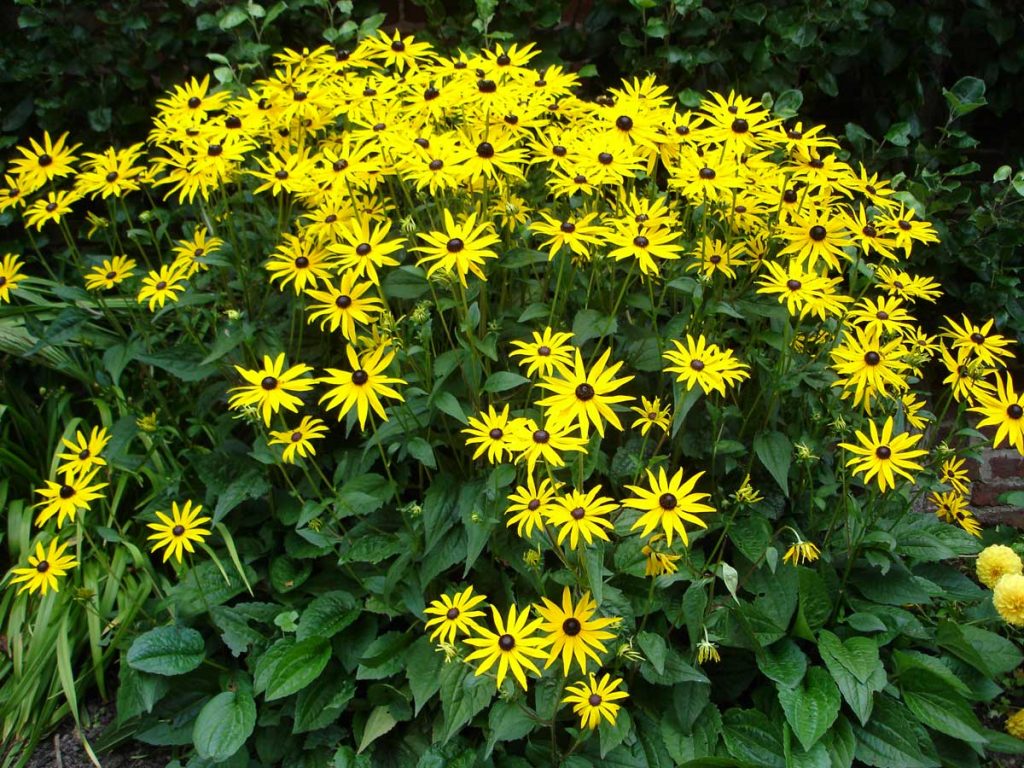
[{"xmin": 24, "ymin": 701, "xmax": 170, "ymax": 768}]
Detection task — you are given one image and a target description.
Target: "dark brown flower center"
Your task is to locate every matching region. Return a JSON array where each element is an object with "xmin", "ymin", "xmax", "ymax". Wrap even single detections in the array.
[
  {"xmin": 59, "ymin": 485, "xmax": 75, "ymax": 499},
  {"xmin": 477, "ymin": 142, "xmax": 495, "ymax": 159},
  {"xmin": 699, "ymin": 167, "xmax": 716, "ymax": 180},
  {"xmin": 575, "ymin": 383, "xmax": 595, "ymax": 401},
  {"xmin": 532, "ymin": 429, "xmax": 550, "ymax": 444},
  {"xmin": 335, "ymin": 295, "xmax": 352, "ymax": 309},
  {"xmin": 498, "ymin": 633, "xmax": 515, "ymax": 651},
  {"xmin": 659, "ymin": 493, "xmax": 677, "ymax": 510},
  {"xmin": 477, "ymin": 79, "xmax": 497, "ymax": 94},
  {"xmin": 786, "ymin": 279, "xmax": 801, "ymax": 291},
  {"xmin": 690, "ymin": 359, "xmax": 705, "ymax": 371},
  {"xmin": 553, "ymin": 145, "xmax": 567, "ymax": 157},
  {"xmin": 898, "ymin": 220, "xmax": 912, "ymax": 231},
  {"xmin": 862, "ymin": 224, "xmax": 877, "ymax": 238},
  {"xmin": 489, "ymin": 428, "xmax": 503, "ymax": 440},
  {"xmin": 36, "ymin": 560, "xmax": 50, "ymax": 573},
  {"xmin": 864, "ymin": 351, "xmax": 881, "ymax": 366},
  {"xmin": 562, "ymin": 618, "xmax": 582, "ymax": 636},
  {"xmin": 38, "ymin": 153, "xmax": 53, "ymax": 167},
  {"xmin": 809, "ymin": 225, "xmax": 827, "ymax": 241},
  {"xmin": 1008, "ymin": 404, "xmax": 1024, "ymax": 420},
  {"xmin": 809, "ymin": 158, "xmax": 824, "ymax": 169},
  {"xmin": 46, "ymin": 202, "xmax": 58, "ymax": 213},
  {"xmin": 675, "ymin": 125, "xmax": 690, "ymax": 136},
  {"xmin": 560, "ymin": 221, "xmax": 576, "ymax": 233},
  {"xmin": 324, "ymin": 214, "xmax": 338, "ymax": 224},
  {"xmin": 391, "ymin": 40, "xmax": 405, "ymax": 52},
  {"xmin": 105, "ymin": 271, "xmax": 116, "ymax": 280},
  {"xmin": 876, "ymin": 311, "xmax": 889, "ymax": 320},
  {"xmin": 538, "ymin": 345, "xmax": 551, "ymax": 356},
  {"xmin": 424, "ymin": 86, "xmax": 439, "ymax": 100},
  {"xmin": 709, "ymin": 255, "xmax": 722, "ymax": 264},
  {"xmin": 274, "ymin": 169, "xmax": 289, "ymax": 180},
  {"xmin": 290, "ymin": 432, "xmax": 303, "ymax": 442},
  {"xmin": 225, "ymin": 115, "xmax": 242, "ymax": 129},
  {"xmin": 294, "ymin": 256, "xmax": 309, "ymax": 269},
  {"xmin": 573, "ymin": 174, "xmax": 587, "ymax": 184},
  {"xmin": 970, "ymin": 332, "xmax": 985, "ymax": 345},
  {"xmin": 447, "ymin": 238, "xmax": 464, "ymax": 253},
  {"xmin": 187, "ymin": 96, "xmax": 201, "ymax": 109},
  {"xmin": 633, "ymin": 235, "xmax": 650, "ymax": 248},
  {"xmin": 352, "ymin": 370, "xmax": 369, "ymax": 386},
  {"xmin": 429, "ymin": 159, "xmax": 444, "ymax": 171},
  {"xmin": 155, "ymin": 281, "xmax": 167, "ymax": 290},
  {"xmin": 570, "ymin": 506, "xmax": 586, "ymax": 520},
  {"xmin": 105, "ymin": 170, "xmax": 119, "ymax": 182},
  {"xmin": 261, "ymin": 376, "xmax": 278, "ymax": 390},
  {"xmin": 496, "ymin": 53, "xmax": 511, "ymax": 66},
  {"xmin": 598, "ymin": 152, "xmax": 613, "ymax": 165},
  {"xmin": 172, "ymin": 524, "xmax": 185, "ymax": 536},
  {"xmin": 588, "ymin": 693, "xmax": 602, "ymax": 706},
  {"xmin": 446, "ymin": 607, "xmax": 460, "ymax": 619},
  {"xmin": 363, "ymin": 87, "xmax": 377, "ymax": 97},
  {"xmin": 355, "ymin": 243, "xmax": 372, "ymax": 256},
  {"xmin": 875, "ymin": 445, "xmax": 892, "ymax": 460},
  {"xmin": 528, "ymin": 498, "xmax": 541, "ymax": 511},
  {"xmin": 414, "ymin": 138, "xmax": 430, "ymax": 149},
  {"xmin": 78, "ymin": 449, "xmax": 90, "ymax": 460},
  {"xmin": 333, "ymin": 159, "xmax": 349, "ymax": 171},
  {"xmin": 731, "ymin": 118, "xmax": 749, "ymax": 133}
]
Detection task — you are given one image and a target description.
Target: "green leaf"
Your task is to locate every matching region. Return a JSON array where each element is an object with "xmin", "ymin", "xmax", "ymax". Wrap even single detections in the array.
[
  {"xmin": 433, "ymin": 391, "xmax": 468, "ymax": 424},
  {"xmin": 297, "ymin": 590, "xmax": 359, "ymax": 641},
  {"xmin": 852, "ymin": 696, "xmax": 939, "ymax": 768},
  {"xmin": 407, "ymin": 436, "xmax": 437, "ymax": 469},
  {"xmin": 358, "ymin": 705, "xmax": 398, "ymax": 753},
  {"xmin": 900, "ymin": 668, "xmax": 986, "ymax": 743},
  {"xmin": 485, "ymin": 699, "xmax": 536, "ymax": 758},
  {"xmin": 116, "ymin": 658, "xmax": 169, "ymax": 721},
  {"xmin": 777, "ymin": 667, "xmax": 840, "ymax": 752},
  {"xmin": 126, "ymin": 626, "xmax": 205, "ymax": 676},
  {"xmin": 482, "ymin": 371, "xmax": 530, "ymax": 393},
  {"xmin": 722, "ymin": 708, "xmax": 785, "ymax": 768},
  {"xmin": 943, "ymin": 76, "xmax": 987, "ymax": 117},
  {"xmin": 193, "ymin": 691, "xmax": 256, "ymax": 761},
  {"xmin": 758, "ymin": 639, "xmax": 807, "ymax": 688},
  {"xmin": 440, "ymin": 660, "xmax": 493, "ymax": 741},
  {"xmin": 210, "ymin": 606, "xmax": 264, "ymax": 657},
  {"xmin": 884, "ymin": 121, "xmax": 912, "ymax": 147},
  {"xmin": 637, "ymin": 631, "xmax": 667, "ymax": 674},
  {"xmin": 219, "ymin": 6, "xmax": 249, "ymax": 29},
  {"xmin": 293, "ymin": 664, "xmax": 356, "ymax": 734},
  {"xmin": 959, "ymin": 623, "xmax": 1022, "ymax": 675},
  {"xmin": 984, "ymin": 729, "xmax": 1024, "ymax": 755},
  {"xmin": 262, "ymin": 637, "xmax": 330, "ymax": 701},
  {"xmin": 406, "ymin": 636, "xmax": 444, "ymax": 715},
  {"xmin": 600, "ymin": 708, "xmax": 633, "ymax": 757},
  {"xmin": 773, "ymin": 89, "xmax": 803, "ymax": 119},
  {"xmin": 817, "ymin": 630, "xmax": 885, "ymax": 725},
  {"xmin": 573, "ymin": 308, "xmax": 618, "ymax": 345},
  {"xmin": 753, "ymin": 431, "xmax": 791, "ymax": 496}
]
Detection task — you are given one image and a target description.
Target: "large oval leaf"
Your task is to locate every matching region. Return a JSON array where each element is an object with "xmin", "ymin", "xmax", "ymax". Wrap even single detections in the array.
[
  {"xmin": 193, "ymin": 691, "xmax": 256, "ymax": 761},
  {"xmin": 265, "ymin": 636, "xmax": 330, "ymax": 701},
  {"xmin": 126, "ymin": 626, "xmax": 205, "ymax": 676}
]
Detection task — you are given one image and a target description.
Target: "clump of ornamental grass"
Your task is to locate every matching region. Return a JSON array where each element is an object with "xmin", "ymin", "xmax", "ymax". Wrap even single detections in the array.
[{"xmin": 2, "ymin": 27, "xmax": 1024, "ymax": 767}]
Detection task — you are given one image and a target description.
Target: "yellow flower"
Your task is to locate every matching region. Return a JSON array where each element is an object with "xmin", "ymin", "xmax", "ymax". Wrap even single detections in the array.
[
  {"xmin": 228, "ymin": 353, "xmax": 315, "ymax": 427},
  {"xmin": 56, "ymin": 426, "xmax": 110, "ymax": 477},
  {"xmin": 629, "ymin": 396, "xmax": 671, "ymax": 436},
  {"xmin": 696, "ymin": 636, "xmax": 721, "ymax": 665},
  {"xmin": 505, "ymin": 476, "xmax": 562, "ymax": 539},
  {"xmin": 783, "ymin": 539, "xmax": 821, "ymax": 566},
  {"xmin": 624, "ymin": 466, "xmax": 715, "ymax": 547},
  {"xmin": 838, "ymin": 416, "xmax": 927, "ymax": 492},
  {"xmin": 84, "ymin": 255, "xmax": 136, "ymax": 291},
  {"xmin": 535, "ymin": 348, "xmax": 634, "ymax": 439},
  {"xmin": 463, "ymin": 404, "xmax": 520, "ymax": 465},
  {"xmin": 463, "ymin": 604, "xmax": 547, "ymax": 690},
  {"xmin": 533, "ymin": 587, "xmax": 620, "ymax": 676},
  {"xmin": 562, "ymin": 673, "xmax": 628, "ymax": 729},
  {"xmin": 993, "ymin": 573, "xmax": 1024, "ymax": 626},
  {"xmin": 146, "ymin": 500, "xmax": 212, "ymax": 564},
  {"xmin": 969, "ymin": 373, "xmax": 1024, "ymax": 454},
  {"xmin": 137, "ymin": 263, "xmax": 188, "ymax": 311},
  {"xmin": 976, "ymin": 544, "xmax": 1023, "ymax": 589},
  {"xmin": 268, "ymin": 416, "xmax": 329, "ymax": 463},
  {"xmin": 423, "ymin": 586, "xmax": 488, "ymax": 645},
  {"xmin": 7, "ymin": 538, "xmax": 79, "ymax": 595},
  {"xmin": 0, "ymin": 253, "xmax": 28, "ymax": 302},
  {"xmin": 663, "ymin": 334, "xmax": 750, "ymax": 397},
  {"xmin": 1006, "ymin": 709, "xmax": 1024, "ymax": 740},
  {"xmin": 732, "ymin": 474, "xmax": 763, "ymax": 505},
  {"xmin": 546, "ymin": 486, "xmax": 617, "ymax": 549},
  {"xmin": 34, "ymin": 469, "xmax": 108, "ymax": 528},
  {"xmin": 318, "ymin": 345, "xmax": 406, "ymax": 428},
  {"xmin": 413, "ymin": 209, "xmax": 500, "ymax": 286}
]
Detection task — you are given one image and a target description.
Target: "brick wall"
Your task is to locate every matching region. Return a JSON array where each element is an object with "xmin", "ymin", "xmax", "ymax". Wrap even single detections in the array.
[{"xmin": 970, "ymin": 447, "xmax": 1024, "ymax": 527}]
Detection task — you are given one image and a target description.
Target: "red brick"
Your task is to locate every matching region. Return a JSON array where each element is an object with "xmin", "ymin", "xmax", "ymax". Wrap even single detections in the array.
[
  {"xmin": 990, "ymin": 455, "xmax": 1024, "ymax": 479},
  {"xmin": 976, "ymin": 507, "xmax": 1024, "ymax": 528},
  {"xmin": 964, "ymin": 457, "xmax": 983, "ymax": 481},
  {"xmin": 972, "ymin": 483, "xmax": 1024, "ymax": 507}
]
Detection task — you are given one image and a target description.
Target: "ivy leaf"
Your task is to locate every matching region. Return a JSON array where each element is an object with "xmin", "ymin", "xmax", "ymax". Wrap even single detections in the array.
[
  {"xmin": 126, "ymin": 626, "xmax": 205, "ymax": 676},
  {"xmin": 777, "ymin": 666, "xmax": 840, "ymax": 752}
]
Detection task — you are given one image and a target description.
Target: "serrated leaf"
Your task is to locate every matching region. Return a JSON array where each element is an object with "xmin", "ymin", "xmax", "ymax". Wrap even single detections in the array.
[
  {"xmin": 294, "ymin": 662, "xmax": 356, "ymax": 733},
  {"xmin": 297, "ymin": 590, "xmax": 359, "ymax": 641},
  {"xmin": 758, "ymin": 639, "xmax": 807, "ymax": 688},
  {"xmin": 778, "ymin": 667, "xmax": 840, "ymax": 752},
  {"xmin": 754, "ymin": 431, "xmax": 790, "ymax": 496},
  {"xmin": 193, "ymin": 691, "xmax": 256, "ymax": 761},
  {"xmin": 722, "ymin": 708, "xmax": 785, "ymax": 768},
  {"xmin": 358, "ymin": 705, "xmax": 398, "ymax": 753},
  {"xmin": 440, "ymin": 661, "xmax": 493, "ymax": 742},
  {"xmin": 262, "ymin": 637, "xmax": 330, "ymax": 701},
  {"xmin": 852, "ymin": 696, "xmax": 939, "ymax": 768},
  {"xmin": 900, "ymin": 668, "xmax": 986, "ymax": 743},
  {"xmin": 126, "ymin": 626, "xmax": 205, "ymax": 676}
]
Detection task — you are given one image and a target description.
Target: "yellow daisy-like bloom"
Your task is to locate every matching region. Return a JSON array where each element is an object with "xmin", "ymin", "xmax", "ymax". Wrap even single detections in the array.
[
  {"xmin": 929, "ymin": 490, "xmax": 981, "ymax": 537},
  {"xmin": 1006, "ymin": 709, "xmax": 1024, "ymax": 740},
  {"xmin": 783, "ymin": 539, "xmax": 821, "ymax": 566},
  {"xmin": 846, "ymin": 296, "xmax": 916, "ymax": 338},
  {"xmin": 969, "ymin": 373, "xmax": 1024, "ymax": 454},
  {"xmin": 34, "ymin": 469, "xmax": 108, "ymax": 528},
  {"xmin": 74, "ymin": 144, "xmax": 146, "ymax": 199},
  {"xmin": 507, "ymin": 418, "xmax": 588, "ymax": 475},
  {"xmin": 534, "ymin": 587, "xmax": 620, "ymax": 676},
  {"xmin": 0, "ymin": 253, "xmax": 28, "ymax": 303},
  {"xmin": 318, "ymin": 345, "xmax": 406, "ymax": 428},
  {"xmin": 509, "ymin": 327, "xmax": 575, "ymax": 378},
  {"xmin": 624, "ymin": 467, "xmax": 715, "ymax": 547},
  {"xmin": 976, "ymin": 544, "xmax": 1023, "ymax": 589},
  {"xmin": 641, "ymin": 534, "xmax": 682, "ymax": 577},
  {"xmin": 268, "ymin": 416, "xmax": 329, "ymax": 463},
  {"xmin": 328, "ymin": 218, "xmax": 406, "ymax": 287},
  {"xmin": 505, "ymin": 475, "xmax": 562, "ymax": 539},
  {"xmin": 562, "ymin": 673, "xmax": 629, "ymax": 729},
  {"xmin": 696, "ymin": 638, "xmax": 721, "ymax": 665},
  {"xmin": 943, "ymin": 314, "xmax": 1016, "ymax": 368},
  {"xmin": 170, "ymin": 226, "xmax": 224, "ymax": 278},
  {"xmin": 535, "ymin": 348, "xmax": 634, "ymax": 439},
  {"xmin": 10, "ymin": 131, "xmax": 81, "ymax": 192},
  {"xmin": 688, "ymin": 236, "xmax": 746, "ymax": 280},
  {"xmin": 663, "ymin": 334, "xmax": 750, "ymax": 397},
  {"xmin": 993, "ymin": 573, "xmax": 1024, "ymax": 626},
  {"xmin": 137, "ymin": 263, "xmax": 188, "ymax": 311},
  {"xmin": 8, "ymin": 539, "xmax": 79, "ymax": 595},
  {"xmin": 874, "ymin": 265, "xmax": 942, "ymax": 304},
  {"xmin": 733, "ymin": 474, "xmax": 764, "ymax": 505},
  {"xmin": 305, "ymin": 270, "xmax": 384, "ymax": 342},
  {"xmin": 463, "ymin": 604, "xmax": 547, "ymax": 690},
  {"xmin": 463, "ymin": 404, "xmax": 520, "ymax": 465},
  {"xmin": 546, "ymin": 486, "xmax": 617, "ymax": 549},
  {"xmin": 24, "ymin": 189, "xmax": 81, "ymax": 231},
  {"xmin": 838, "ymin": 416, "xmax": 928, "ymax": 492},
  {"xmin": 413, "ymin": 209, "xmax": 500, "ymax": 286},
  {"xmin": 939, "ymin": 343, "xmax": 995, "ymax": 404},
  {"xmin": 605, "ymin": 224, "xmax": 684, "ymax": 276},
  {"xmin": 776, "ymin": 208, "xmax": 853, "ymax": 272},
  {"xmin": 56, "ymin": 426, "xmax": 110, "ymax": 477},
  {"xmin": 756, "ymin": 259, "xmax": 850, "ymax": 320},
  {"xmin": 829, "ymin": 327, "xmax": 910, "ymax": 412},
  {"xmin": 84, "ymin": 255, "xmax": 136, "ymax": 291},
  {"xmin": 630, "ymin": 396, "xmax": 671, "ymax": 436},
  {"xmin": 266, "ymin": 234, "xmax": 334, "ymax": 295},
  {"xmin": 530, "ymin": 211, "xmax": 608, "ymax": 260},
  {"xmin": 940, "ymin": 456, "xmax": 971, "ymax": 495},
  {"xmin": 228, "ymin": 353, "xmax": 315, "ymax": 426},
  {"xmin": 423, "ymin": 586, "xmax": 488, "ymax": 645},
  {"xmin": 146, "ymin": 500, "xmax": 212, "ymax": 564}
]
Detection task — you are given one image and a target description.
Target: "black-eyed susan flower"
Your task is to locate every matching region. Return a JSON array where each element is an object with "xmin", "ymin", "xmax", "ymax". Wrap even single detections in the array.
[
  {"xmin": 509, "ymin": 327, "xmax": 575, "ymax": 378},
  {"xmin": 507, "ymin": 418, "xmax": 588, "ymax": 475},
  {"xmin": 874, "ymin": 265, "xmax": 942, "ymax": 304},
  {"xmin": 266, "ymin": 234, "xmax": 334, "ymax": 294},
  {"xmin": 74, "ymin": 144, "xmax": 146, "ymax": 199},
  {"xmin": 732, "ymin": 474, "xmax": 764, "ymax": 505},
  {"xmin": 463, "ymin": 404, "xmax": 519, "ymax": 465},
  {"xmin": 463, "ymin": 604, "xmax": 547, "ymax": 690},
  {"xmin": 943, "ymin": 314, "xmax": 1016, "ymax": 368},
  {"xmin": 777, "ymin": 208, "xmax": 853, "ymax": 272},
  {"xmin": 228, "ymin": 353, "xmax": 315, "ymax": 426},
  {"xmin": 847, "ymin": 296, "xmax": 915, "ymax": 338},
  {"xmin": 994, "ymin": 574, "xmax": 1024, "ymax": 627},
  {"xmin": 829, "ymin": 327, "xmax": 910, "ymax": 412},
  {"xmin": 84, "ymin": 255, "xmax": 136, "ymax": 291},
  {"xmin": 154, "ymin": 75, "xmax": 230, "ymax": 126},
  {"xmin": 305, "ymin": 270, "xmax": 384, "ymax": 342},
  {"xmin": 319, "ymin": 345, "xmax": 406, "ymax": 428},
  {"xmin": 10, "ymin": 131, "xmax": 80, "ymax": 192},
  {"xmin": 505, "ymin": 476, "xmax": 562, "ymax": 539},
  {"xmin": 137, "ymin": 263, "xmax": 188, "ymax": 311},
  {"xmin": 663, "ymin": 334, "xmax": 750, "ymax": 397},
  {"xmin": 969, "ymin": 373, "xmax": 1024, "ymax": 454},
  {"xmin": 688, "ymin": 236, "xmax": 746, "ymax": 280},
  {"xmin": 8, "ymin": 539, "xmax": 78, "ymax": 595},
  {"xmin": 365, "ymin": 28, "xmax": 436, "ymax": 72},
  {"xmin": 56, "ymin": 426, "xmax": 110, "ymax": 477},
  {"xmin": 268, "ymin": 416, "xmax": 329, "ymax": 463},
  {"xmin": 171, "ymin": 226, "xmax": 224, "ymax": 277},
  {"xmin": 756, "ymin": 258, "xmax": 837, "ymax": 320},
  {"xmin": 546, "ymin": 486, "xmax": 617, "ymax": 549},
  {"xmin": 840, "ymin": 203, "xmax": 898, "ymax": 261},
  {"xmin": 34, "ymin": 469, "xmax": 108, "ymax": 528},
  {"xmin": 938, "ymin": 343, "xmax": 994, "ymax": 404},
  {"xmin": 562, "ymin": 673, "xmax": 628, "ymax": 729},
  {"xmin": 24, "ymin": 190, "xmax": 81, "ymax": 231},
  {"xmin": 0, "ymin": 253, "xmax": 27, "ymax": 303},
  {"xmin": 782, "ymin": 534, "xmax": 821, "ymax": 566},
  {"xmin": 878, "ymin": 202, "xmax": 939, "ymax": 255},
  {"xmin": 940, "ymin": 456, "xmax": 971, "ymax": 495},
  {"xmin": 328, "ymin": 217, "xmax": 406, "ymax": 287},
  {"xmin": 624, "ymin": 467, "xmax": 714, "ymax": 547},
  {"xmin": 534, "ymin": 587, "xmax": 620, "ymax": 676},
  {"xmin": 696, "ymin": 634, "xmax": 721, "ymax": 665},
  {"xmin": 146, "ymin": 500, "xmax": 212, "ymax": 563},
  {"xmin": 838, "ymin": 416, "xmax": 927, "ymax": 492},
  {"xmin": 630, "ymin": 396, "xmax": 671, "ymax": 436},
  {"xmin": 413, "ymin": 209, "xmax": 500, "ymax": 286},
  {"xmin": 530, "ymin": 211, "xmax": 608, "ymax": 260},
  {"xmin": 977, "ymin": 544, "xmax": 1023, "ymax": 589},
  {"xmin": 605, "ymin": 224, "xmax": 684, "ymax": 277},
  {"xmin": 423, "ymin": 586, "xmax": 488, "ymax": 645},
  {"xmin": 930, "ymin": 490, "xmax": 981, "ymax": 537},
  {"xmin": 642, "ymin": 534, "xmax": 681, "ymax": 577},
  {"xmin": 536, "ymin": 348, "xmax": 634, "ymax": 439}
]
